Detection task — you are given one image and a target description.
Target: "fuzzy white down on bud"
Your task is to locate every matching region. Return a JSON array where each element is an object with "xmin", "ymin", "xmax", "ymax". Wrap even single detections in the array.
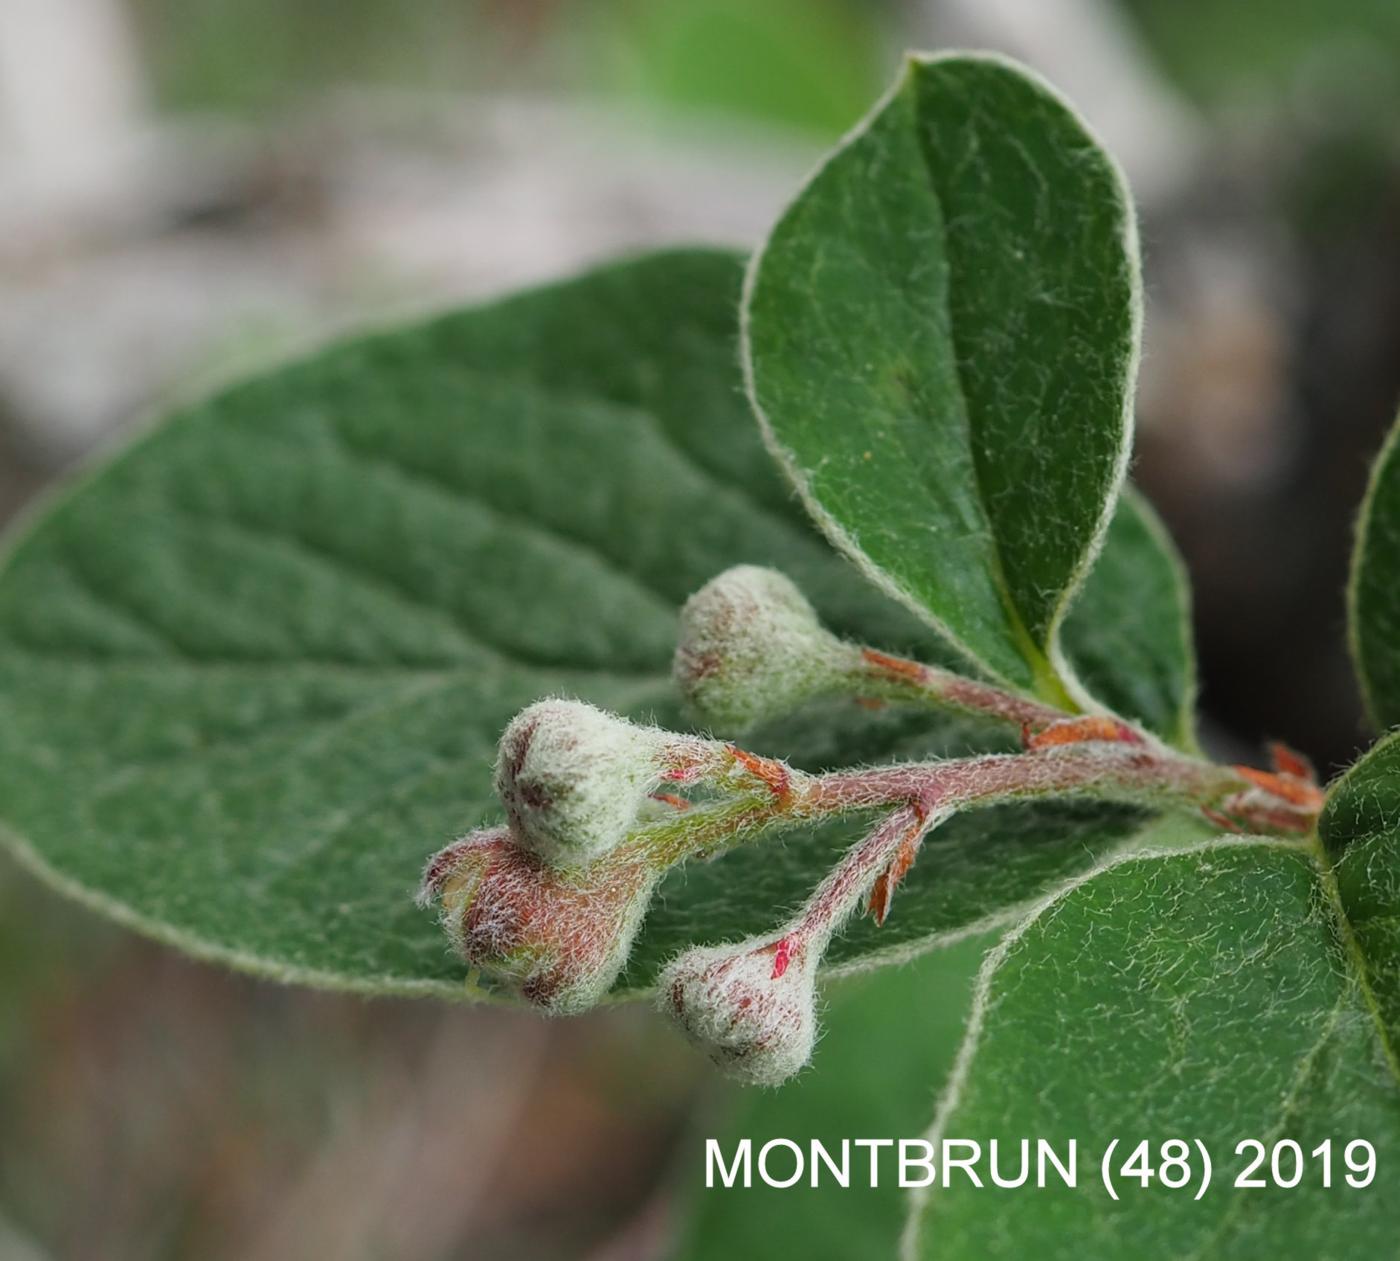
[
  {"xmin": 673, "ymin": 566, "xmax": 857, "ymax": 733},
  {"xmin": 419, "ymin": 827, "xmax": 661, "ymax": 1014},
  {"xmin": 659, "ymin": 934, "xmax": 817, "ymax": 1086},
  {"xmin": 495, "ymin": 699, "xmax": 675, "ymax": 865}
]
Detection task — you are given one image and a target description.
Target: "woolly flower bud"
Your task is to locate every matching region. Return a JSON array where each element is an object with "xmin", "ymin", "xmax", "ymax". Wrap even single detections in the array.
[
  {"xmin": 496, "ymin": 699, "xmax": 671, "ymax": 865},
  {"xmin": 659, "ymin": 933, "xmax": 817, "ymax": 1086},
  {"xmin": 673, "ymin": 566, "xmax": 854, "ymax": 733},
  {"xmin": 419, "ymin": 828, "xmax": 659, "ymax": 1014}
]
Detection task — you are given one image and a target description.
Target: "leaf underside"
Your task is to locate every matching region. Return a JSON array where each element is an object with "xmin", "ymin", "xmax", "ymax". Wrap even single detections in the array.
[
  {"xmin": 744, "ymin": 53, "xmax": 1141, "ymax": 698},
  {"xmin": 0, "ymin": 249, "xmax": 1191, "ymax": 999}
]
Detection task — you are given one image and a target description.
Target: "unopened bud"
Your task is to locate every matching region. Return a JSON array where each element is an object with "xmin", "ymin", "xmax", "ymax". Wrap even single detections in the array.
[
  {"xmin": 673, "ymin": 566, "xmax": 855, "ymax": 732},
  {"xmin": 419, "ymin": 827, "xmax": 660, "ymax": 1014},
  {"xmin": 659, "ymin": 932, "xmax": 817, "ymax": 1086},
  {"xmin": 496, "ymin": 699, "xmax": 674, "ymax": 864}
]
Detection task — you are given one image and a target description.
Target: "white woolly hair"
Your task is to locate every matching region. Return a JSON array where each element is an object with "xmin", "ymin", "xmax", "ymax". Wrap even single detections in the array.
[
  {"xmin": 494, "ymin": 698, "xmax": 668, "ymax": 865},
  {"xmin": 674, "ymin": 565, "xmax": 857, "ymax": 733},
  {"xmin": 423, "ymin": 826, "xmax": 662, "ymax": 1015},
  {"xmin": 659, "ymin": 936, "xmax": 818, "ymax": 1087}
]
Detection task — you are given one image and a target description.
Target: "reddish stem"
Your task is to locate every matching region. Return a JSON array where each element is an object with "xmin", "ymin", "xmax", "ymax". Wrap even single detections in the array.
[
  {"xmin": 752, "ymin": 742, "xmax": 1318, "ymax": 972},
  {"xmin": 858, "ymin": 648, "xmax": 1065, "ymax": 729},
  {"xmin": 788, "ymin": 802, "xmax": 942, "ymax": 954}
]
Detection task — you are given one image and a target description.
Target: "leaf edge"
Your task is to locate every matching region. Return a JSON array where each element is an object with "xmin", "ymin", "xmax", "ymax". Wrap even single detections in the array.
[
  {"xmin": 738, "ymin": 47, "xmax": 1145, "ymax": 704},
  {"xmin": 1346, "ymin": 407, "xmax": 1400, "ymax": 733}
]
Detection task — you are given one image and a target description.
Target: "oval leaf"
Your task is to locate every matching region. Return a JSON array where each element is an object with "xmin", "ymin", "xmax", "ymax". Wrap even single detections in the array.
[
  {"xmin": 743, "ymin": 52, "xmax": 1141, "ymax": 700},
  {"xmin": 908, "ymin": 843, "xmax": 1400, "ymax": 1258},
  {"xmin": 0, "ymin": 250, "xmax": 1187, "ymax": 999}
]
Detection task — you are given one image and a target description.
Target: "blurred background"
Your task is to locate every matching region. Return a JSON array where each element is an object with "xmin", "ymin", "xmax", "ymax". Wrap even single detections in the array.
[{"xmin": 2, "ymin": 2, "xmax": 1399, "ymax": 1257}]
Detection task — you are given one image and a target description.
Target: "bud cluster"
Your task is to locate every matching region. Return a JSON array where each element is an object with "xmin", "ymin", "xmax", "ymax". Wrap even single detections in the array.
[
  {"xmin": 418, "ymin": 697, "xmax": 804, "ymax": 1013},
  {"xmin": 414, "ymin": 564, "xmax": 1324, "ymax": 1085}
]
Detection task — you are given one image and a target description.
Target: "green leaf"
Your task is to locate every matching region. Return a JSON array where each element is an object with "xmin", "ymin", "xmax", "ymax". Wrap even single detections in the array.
[
  {"xmin": 1319, "ymin": 729, "xmax": 1400, "ymax": 1053},
  {"xmin": 743, "ymin": 52, "xmax": 1141, "ymax": 702},
  {"xmin": 1064, "ymin": 488, "xmax": 1198, "ymax": 749},
  {"xmin": 1349, "ymin": 411, "xmax": 1400, "ymax": 730},
  {"xmin": 0, "ymin": 249, "xmax": 1188, "ymax": 999},
  {"xmin": 907, "ymin": 842, "xmax": 1400, "ymax": 1258},
  {"xmin": 670, "ymin": 934, "xmax": 990, "ymax": 1261}
]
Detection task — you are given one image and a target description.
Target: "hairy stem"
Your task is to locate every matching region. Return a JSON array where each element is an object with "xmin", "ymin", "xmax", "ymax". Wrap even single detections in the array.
[
  {"xmin": 854, "ymin": 648, "xmax": 1067, "ymax": 729},
  {"xmin": 639, "ymin": 742, "xmax": 1321, "ymax": 975},
  {"xmin": 626, "ymin": 740, "xmax": 1318, "ymax": 878},
  {"xmin": 786, "ymin": 801, "xmax": 947, "ymax": 953}
]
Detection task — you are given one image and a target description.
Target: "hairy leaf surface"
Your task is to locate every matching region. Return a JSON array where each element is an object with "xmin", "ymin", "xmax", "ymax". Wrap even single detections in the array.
[
  {"xmin": 907, "ymin": 843, "xmax": 1400, "ymax": 1258},
  {"xmin": 744, "ymin": 53, "xmax": 1140, "ymax": 700},
  {"xmin": 0, "ymin": 250, "xmax": 1187, "ymax": 998},
  {"xmin": 1319, "ymin": 730, "xmax": 1400, "ymax": 1053}
]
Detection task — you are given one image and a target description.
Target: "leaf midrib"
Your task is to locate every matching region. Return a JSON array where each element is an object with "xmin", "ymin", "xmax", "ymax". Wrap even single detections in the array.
[{"xmin": 901, "ymin": 70, "xmax": 1070, "ymax": 700}]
